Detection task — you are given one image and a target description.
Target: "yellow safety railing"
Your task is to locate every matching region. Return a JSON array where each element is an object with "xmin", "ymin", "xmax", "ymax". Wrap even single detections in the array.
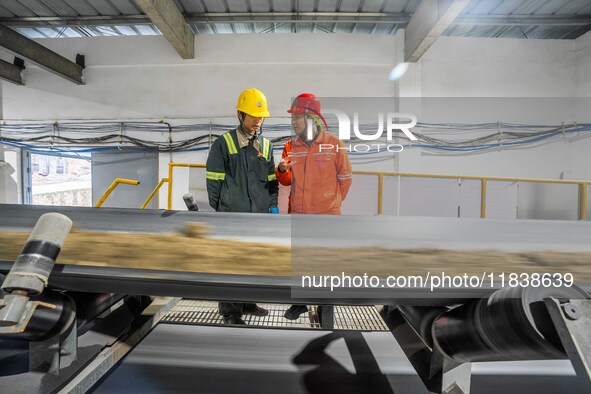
[
  {"xmin": 161, "ymin": 163, "xmax": 590, "ymax": 220},
  {"xmin": 167, "ymin": 163, "xmax": 206, "ymax": 210},
  {"xmin": 354, "ymin": 171, "xmax": 590, "ymax": 219},
  {"xmin": 140, "ymin": 163, "xmax": 206, "ymax": 210},
  {"xmin": 141, "ymin": 177, "xmax": 169, "ymax": 209},
  {"xmin": 95, "ymin": 178, "xmax": 140, "ymax": 208}
]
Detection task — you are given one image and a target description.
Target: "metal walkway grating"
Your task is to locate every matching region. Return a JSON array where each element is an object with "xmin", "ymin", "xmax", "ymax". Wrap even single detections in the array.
[
  {"xmin": 161, "ymin": 300, "xmax": 388, "ymax": 331},
  {"xmin": 332, "ymin": 304, "xmax": 389, "ymax": 331}
]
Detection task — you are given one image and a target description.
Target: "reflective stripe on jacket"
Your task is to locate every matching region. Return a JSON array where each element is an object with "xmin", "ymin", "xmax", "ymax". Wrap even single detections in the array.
[{"xmin": 276, "ymin": 132, "xmax": 352, "ymax": 214}]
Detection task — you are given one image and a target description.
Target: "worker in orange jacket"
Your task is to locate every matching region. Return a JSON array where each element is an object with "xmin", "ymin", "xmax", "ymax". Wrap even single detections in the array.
[
  {"xmin": 276, "ymin": 93, "xmax": 353, "ymax": 319},
  {"xmin": 276, "ymin": 93, "xmax": 353, "ymax": 215}
]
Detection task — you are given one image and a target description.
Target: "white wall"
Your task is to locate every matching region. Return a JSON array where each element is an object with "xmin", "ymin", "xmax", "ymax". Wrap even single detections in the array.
[
  {"xmin": 396, "ymin": 36, "xmax": 591, "ymax": 180},
  {"xmin": 390, "ymin": 35, "xmax": 591, "ymax": 219},
  {"xmin": 2, "ymin": 34, "xmax": 397, "ymax": 121},
  {"xmin": 575, "ymin": 31, "xmax": 591, "ymax": 97},
  {"xmin": 420, "ymin": 36, "xmax": 576, "ymax": 97}
]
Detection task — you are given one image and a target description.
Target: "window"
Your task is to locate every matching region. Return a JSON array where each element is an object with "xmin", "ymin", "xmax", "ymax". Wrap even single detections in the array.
[{"xmin": 29, "ymin": 153, "xmax": 92, "ymax": 207}]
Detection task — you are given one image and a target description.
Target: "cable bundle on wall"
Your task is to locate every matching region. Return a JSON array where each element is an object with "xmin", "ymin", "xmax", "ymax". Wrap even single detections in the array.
[{"xmin": 1, "ymin": 120, "xmax": 590, "ymax": 158}]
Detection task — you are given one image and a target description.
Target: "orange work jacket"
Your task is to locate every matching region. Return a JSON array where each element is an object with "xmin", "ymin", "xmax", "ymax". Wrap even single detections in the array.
[{"xmin": 276, "ymin": 132, "xmax": 352, "ymax": 214}]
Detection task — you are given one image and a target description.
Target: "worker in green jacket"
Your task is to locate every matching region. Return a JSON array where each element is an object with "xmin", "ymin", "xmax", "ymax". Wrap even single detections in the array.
[
  {"xmin": 206, "ymin": 87, "xmax": 279, "ymax": 325},
  {"xmin": 206, "ymin": 88, "xmax": 279, "ymax": 213}
]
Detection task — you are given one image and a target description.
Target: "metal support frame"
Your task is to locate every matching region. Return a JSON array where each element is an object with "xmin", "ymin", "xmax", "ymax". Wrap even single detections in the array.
[
  {"xmin": 0, "ymin": 295, "xmax": 155, "ymax": 393},
  {"xmin": 431, "ymin": 350, "xmax": 471, "ymax": 394},
  {"xmin": 134, "ymin": 0, "xmax": 195, "ymax": 59},
  {"xmin": 0, "ymin": 25, "xmax": 84, "ymax": 84},
  {"xmin": 29, "ymin": 335, "xmax": 61, "ymax": 375},
  {"xmin": 383, "ymin": 306, "xmax": 471, "ymax": 394},
  {"xmin": 57, "ymin": 297, "xmax": 179, "ymax": 393},
  {"xmin": 28, "ymin": 320, "xmax": 77, "ymax": 376},
  {"xmin": 319, "ymin": 305, "xmax": 334, "ymax": 330},
  {"xmin": 404, "ymin": 0, "xmax": 471, "ymax": 62},
  {"xmin": 545, "ymin": 297, "xmax": 591, "ymax": 391},
  {"xmin": 0, "ymin": 58, "xmax": 23, "ymax": 85},
  {"xmin": 1, "ymin": 14, "xmax": 590, "ymax": 28},
  {"xmin": 383, "ymin": 293, "xmax": 591, "ymax": 394}
]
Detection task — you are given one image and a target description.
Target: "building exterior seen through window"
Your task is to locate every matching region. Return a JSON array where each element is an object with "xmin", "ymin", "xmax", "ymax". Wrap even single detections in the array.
[{"xmin": 31, "ymin": 153, "xmax": 92, "ymax": 207}]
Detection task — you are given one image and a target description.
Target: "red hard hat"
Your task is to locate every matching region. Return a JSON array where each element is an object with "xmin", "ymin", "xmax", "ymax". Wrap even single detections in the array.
[{"xmin": 288, "ymin": 93, "xmax": 328, "ymax": 130}]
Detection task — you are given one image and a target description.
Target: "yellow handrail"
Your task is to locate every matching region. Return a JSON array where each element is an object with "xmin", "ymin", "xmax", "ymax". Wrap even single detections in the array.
[
  {"xmin": 165, "ymin": 164, "xmax": 590, "ymax": 219},
  {"xmin": 95, "ymin": 178, "xmax": 140, "ymax": 208},
  {"xmin": 377, "ymin": 173, "xmax": 384, "ymax": 215},
  {"xmin": 356, "ymin": 171, "xmax": 589, "ymax": 219},
  {"xmin": 579, "ymin": 184, "xmax": 588, "ymax": 220},
  {"xmin": 167, "ymin": 163, "xmax": 206, "ymax": 210},
  {"xmin": 481, "ymin": 179, "xmax": 487, "ymax": 219},
  {"xmin": 141, "ymin": 178, "xmax": 169, "ymax": 209}
]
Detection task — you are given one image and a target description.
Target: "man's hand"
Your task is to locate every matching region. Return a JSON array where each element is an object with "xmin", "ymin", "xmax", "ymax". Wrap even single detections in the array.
[{"xmin": 278, "ymin": 158, "xmax": 296, "ymax": 172}]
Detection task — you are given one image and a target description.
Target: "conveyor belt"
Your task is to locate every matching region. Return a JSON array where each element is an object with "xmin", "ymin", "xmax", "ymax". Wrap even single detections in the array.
[
  {"xmin": 92, "ymin": 324, "xmax": 582, "ymax": 394},
  {"xmin": 0, "ymin": 262, "xmax": 497, "ymax": 306},
  {"xmin": 3, "ymin": 205, "xmax": 590, "ymax": 393},
  {"xmin": 2, "ymin": 204, "xmax": 589, "ymax": 304},
  {"xmin": 0, "ymin": 204, "xmax": 291, "ymax": 244},
  {"xmin": 3, "ymin": 204, "xmax": 591, "ymax": 251}
]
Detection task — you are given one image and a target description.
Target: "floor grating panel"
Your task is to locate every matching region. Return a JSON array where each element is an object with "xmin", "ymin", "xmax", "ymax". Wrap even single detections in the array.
[{"xmin": 161, "ymin": 300, "xmax": 388, "ymax": 330}]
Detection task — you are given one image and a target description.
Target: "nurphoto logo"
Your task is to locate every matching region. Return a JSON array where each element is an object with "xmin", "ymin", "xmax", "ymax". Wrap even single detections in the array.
[{"xmin": 316, "ymin": 111, "xmax": 418, "ymax": 153}]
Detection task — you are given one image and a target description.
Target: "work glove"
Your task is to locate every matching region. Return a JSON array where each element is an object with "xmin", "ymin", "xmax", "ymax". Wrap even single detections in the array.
[{"xmin": 269, "ymin": 206, "xmax": 279, "ymax": 214}]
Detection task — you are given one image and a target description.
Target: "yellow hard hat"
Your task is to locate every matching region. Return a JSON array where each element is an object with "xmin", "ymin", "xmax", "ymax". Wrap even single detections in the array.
[{"xmin": 236, "ymin": 88, "xmax": 270, "ymax": 118}]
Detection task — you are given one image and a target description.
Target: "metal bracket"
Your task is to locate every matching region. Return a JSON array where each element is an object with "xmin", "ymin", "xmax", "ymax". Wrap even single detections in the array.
[
  {"xmin": 431, "ymin": 348, "xmax": 472, "ymax": 394},
  {"xmin": 0, "ymin": 298, "xmax": 56, "ymax": 334},
  {"xmin": 13, "ymin": 57, "xmax": 25, "ymax": 70},
  {"xmin": 57, "ymin": 297, "xmax": 180, "ymax": 393},
  {"xmin": 75, "ymin": 54, "xmax": 85, "ymax": 68},
  {"xmin": 319, "ymin": 304, "xmax": 334, "ymax": 329},
  {"xmin": 29, "ymin": 320, "xmax": 78, "ymax": 376},
  {"xmin": 383, "ymin": 306, "xmax": 471, "ymax": 394},
  {"xmin": 60, "ymin": 320, "xmax": 78, "ymax": 367},
  {"xmin": 544, "ymin": 297, "xmax": 591, "ymax": 391},
  {"xmin": 29, "ymin": 334, "xmax": 61, "ymax": 375}
]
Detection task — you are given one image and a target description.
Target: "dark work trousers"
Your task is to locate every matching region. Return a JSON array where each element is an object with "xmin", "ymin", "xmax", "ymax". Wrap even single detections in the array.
[{"xmin": 219, "ymin": 302, "xmax": 258, "ymax": 317}]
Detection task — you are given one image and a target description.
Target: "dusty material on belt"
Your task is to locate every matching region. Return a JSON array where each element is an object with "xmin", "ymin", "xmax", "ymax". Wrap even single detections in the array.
[
  {"xmin": 292, "ymin": 247, "xmax": 591, "ymax": 281},
  {"xmin": 0, "ymin": 223, "xmax": 290, "ymax": 276},
  {"xmin": 0, "ymin": 223, "xmax": 590, "ymax": 280}
]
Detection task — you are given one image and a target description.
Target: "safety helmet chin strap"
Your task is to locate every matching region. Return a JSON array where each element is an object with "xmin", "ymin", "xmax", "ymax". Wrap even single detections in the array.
[
  {"xmin": 307, "ymin": 114, "xmax": 323, "ymax": 131},
  {"xmin": 302, "ymin": 114, "xmax": 322, "ymax": 141},
  {"xmin": 238, "ymin": 111, "xmax": 264, "ymax": 139}
]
